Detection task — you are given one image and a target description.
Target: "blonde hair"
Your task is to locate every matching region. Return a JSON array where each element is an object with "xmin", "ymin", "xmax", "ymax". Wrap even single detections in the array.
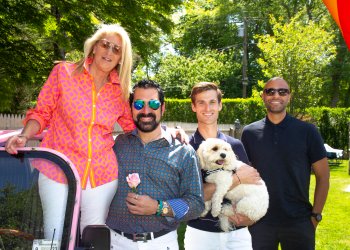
[{"xmin": 75, "ymin": 24, "xmax": 132, "ymax": 100}]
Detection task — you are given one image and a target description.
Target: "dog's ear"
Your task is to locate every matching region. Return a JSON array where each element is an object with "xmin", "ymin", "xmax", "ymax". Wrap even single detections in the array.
[{"xmin": 197, "ymin": 143, "xmax": 206, "ymax": 168}]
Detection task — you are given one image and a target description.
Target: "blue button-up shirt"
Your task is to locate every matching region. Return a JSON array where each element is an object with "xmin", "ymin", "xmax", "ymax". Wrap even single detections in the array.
[{"xmin": 106, "ymin": 129, "xmax": 204, "ymax": 233}]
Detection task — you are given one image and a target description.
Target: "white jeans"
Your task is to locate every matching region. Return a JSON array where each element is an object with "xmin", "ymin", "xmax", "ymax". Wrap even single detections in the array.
[
  {"xmin": 184, "ymin": 225, "xmax": 252, "ymax": 250},
  {"xmin": 110, "ymin": 229, "xmax": 179, "ymax": 250},
  {"xmin": 38, "ymin": 173, "xmax": 68, "ymax": 241},
  {"xmin": 39, "ymin": 173, "xmax": 118, "ymax": 240}
]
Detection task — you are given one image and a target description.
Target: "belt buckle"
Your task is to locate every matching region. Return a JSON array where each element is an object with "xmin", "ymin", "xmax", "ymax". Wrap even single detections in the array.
[{"xmin": 133, "ymin": 233, "xmax": 148, "ymax": 242}]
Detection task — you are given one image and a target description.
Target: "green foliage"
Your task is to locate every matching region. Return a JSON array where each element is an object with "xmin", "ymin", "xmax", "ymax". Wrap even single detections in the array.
[
  {"xmin": 305, "ymin": 107, "xmax": 350, "ymax": 152},
  {"xmin": 220, "ymin": 98, "xmax": 265, "ymax": 124},
  {"xmin": 256, "ymin": 12, "xmax": 337, "ymax": 114},
  {"xmin": 154, "ymin": 49, "xmax": 240, "ymax": 98},
  {"xmin": 168, "ymin": 0, "xmax": 249, "ymax": 98},
  {"xmin": 321, "ymin": 26, "xmax": 350, "ymax": 107},
  {"xmin": 164, "ymin": 99, "xmax": 349, "ymax": 151},
  {"xmin": 0, "ymin": 0, "xmax": 183, "ymax": 113},
  {"xmin": 173, "ymin": 0, "xmax": 240, "ymax": 56},
  {"xmin": 0, "ymin": 184, "xmax": 43, "ymax": 249},
  {"xmin": 0, "ymin": 0, "xmax": 53, "ymax": 113},
  {"xmin": 163, "ymin": 97, "xmax": 265, "ymax": 124},
  {"xmin": 163, "ymin": 99, "xmax": 196, "ymax": 122}
]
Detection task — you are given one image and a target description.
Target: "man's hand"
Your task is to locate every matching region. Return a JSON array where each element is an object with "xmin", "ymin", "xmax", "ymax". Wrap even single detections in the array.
[
  {"xmin": 231, "ymin": 163, "xmax": 261, "ymax": 189},
  {"xmin": 228, "ymin": 212, "xmax": 255, "ymax": 227},
  {"xmin": 125, "ymin": 192, "xmax": 158, "ymax": 215},
  {"xmin": 168, "ymin": 126, "xmax": 189, "ymax": 144},
  {"xmin": 311, "ymin": 217, "xmax": 319, "ymax": 229}
]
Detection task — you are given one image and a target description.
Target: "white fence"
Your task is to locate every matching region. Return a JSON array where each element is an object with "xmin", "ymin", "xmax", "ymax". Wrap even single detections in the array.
[{"xmin": 0, "ymin": 114, "xmax": 25, "ymax": 130}]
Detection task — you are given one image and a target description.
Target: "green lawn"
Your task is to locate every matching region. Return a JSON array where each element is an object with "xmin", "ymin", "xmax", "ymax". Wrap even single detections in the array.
[
  {"xmin": 311, "ymin": 160, "xmax": 350, "ymax": 250},
  {"xmin": 178, "ymin": 160, "xmax": 350, "ymax": 250}
]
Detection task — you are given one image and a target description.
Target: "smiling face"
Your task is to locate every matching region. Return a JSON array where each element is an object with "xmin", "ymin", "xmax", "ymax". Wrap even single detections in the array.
[
  {"xmin": 131, "ymin": 87, "xmax": 164, "ymax": 133},
  {"xmin": 192, "ymin": 90, "xmax": 222, "ymax": 126},
  {"xmin": 262, "ymin": 78, "xmax": 291, "ymax": 114},
  {"xmin": 91, "ymin": 34, "xmax": 122, "ymax": 74}
]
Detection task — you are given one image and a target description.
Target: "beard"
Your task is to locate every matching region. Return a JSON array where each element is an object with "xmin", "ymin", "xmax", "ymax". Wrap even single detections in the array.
[
  {"xmin": 134, "ymin": 113, "xmax": 161, "ymax": 132},
  {"xmin": 264, "ymin": 100, "xmax": 288, "ymax": 114}
]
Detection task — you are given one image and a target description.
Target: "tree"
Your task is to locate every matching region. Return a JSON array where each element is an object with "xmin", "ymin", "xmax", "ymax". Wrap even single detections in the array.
[
  {"xmin": 256, "ymin": 12, "xmax": 336, "ymax": 114},
  {"xmin": 170, "ymin": 0, "xmax": 247, "ymax": 97},
  {"xmin": 153, "ymin": 49, "xmax": 240, "ymax": 98},
  {"xmin": 0, "ymin": 0, "xmax": 183, "ymax": 113},
  {"xmin": 169, "ymin": 0, "xmax": 340, "ymax": 99}
]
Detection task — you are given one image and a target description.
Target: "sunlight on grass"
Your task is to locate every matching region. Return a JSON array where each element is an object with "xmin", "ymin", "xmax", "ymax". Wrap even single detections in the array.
[{"xmin": 310, "ymin": 160, "xmax": 350, "ymax": 250}]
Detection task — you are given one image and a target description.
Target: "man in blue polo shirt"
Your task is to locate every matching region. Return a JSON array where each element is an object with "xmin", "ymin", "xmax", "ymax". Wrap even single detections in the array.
[
  {"xmin": 241, "ymin": 77, "xmax": 330, "ymax": 250},
  {"xmin": 184, "ymin": 82, "xmax": 262, "ymax": 250}
]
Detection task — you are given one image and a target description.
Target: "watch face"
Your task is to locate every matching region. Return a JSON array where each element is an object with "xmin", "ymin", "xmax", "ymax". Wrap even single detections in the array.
[
  {"xmin": 312, "ymin": 213, "xmax": 322, "ymax": 222},
  {"xmin": 316, "ymin": 214, "xmax": 322, "ymax": 221},
  {"xmin": 162, "ymin": 207, "xmax": 169, "ymax": 214}
]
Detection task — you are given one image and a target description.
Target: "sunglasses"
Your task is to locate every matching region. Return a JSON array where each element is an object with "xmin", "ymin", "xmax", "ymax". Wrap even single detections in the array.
[
  {"xmin": 98, "ymin": 39, "xmax": 121, "ymax": 55},
  {"xmin": 264, "ymin": 88, "xmax": 290, "ymax": 96},
  {"xmin": 133, "ymin": 99, "xmax": 161, "ymax": 110}
]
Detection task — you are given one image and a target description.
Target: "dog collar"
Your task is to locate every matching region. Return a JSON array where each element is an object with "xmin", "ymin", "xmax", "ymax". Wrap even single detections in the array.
[
  {"xmin": 206, "ymin": 168, "xmax": 225, "ymax": 175},
  {"xmin": 202, "ymin": 169, "xmax": 236, "ymax": 180}
]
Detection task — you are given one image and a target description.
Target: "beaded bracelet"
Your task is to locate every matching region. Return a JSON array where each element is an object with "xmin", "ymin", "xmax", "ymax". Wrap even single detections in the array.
[{"xmin": 155, "ymin": 200, "xmax": 163, "ymax": 216}]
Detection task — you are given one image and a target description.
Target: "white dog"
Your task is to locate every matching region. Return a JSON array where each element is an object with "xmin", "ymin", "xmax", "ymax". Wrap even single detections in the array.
[{"xmin": 197, "ymin": 138, "xmax": 269, "ymax": 232}]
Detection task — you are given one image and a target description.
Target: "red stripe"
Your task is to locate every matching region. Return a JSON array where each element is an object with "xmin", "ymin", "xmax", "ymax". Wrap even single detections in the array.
[{"xmin": 338, "ymin": 0, "xmax": 350, "ymax": 49}]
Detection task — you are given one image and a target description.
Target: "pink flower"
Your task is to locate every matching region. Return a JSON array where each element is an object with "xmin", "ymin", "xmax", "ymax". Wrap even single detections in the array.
[{"xmin": 126, "ymin": 173, "xmax": 141, "ymax": 193}]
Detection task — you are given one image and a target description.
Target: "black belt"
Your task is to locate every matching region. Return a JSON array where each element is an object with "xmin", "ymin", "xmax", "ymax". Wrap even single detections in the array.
[{"xmin": 114, "ymin": 229, "xmax": 170, "ymax": 242}]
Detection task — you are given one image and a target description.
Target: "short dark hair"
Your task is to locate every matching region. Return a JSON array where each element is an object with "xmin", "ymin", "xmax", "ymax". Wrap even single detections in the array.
[
  {"xmin": 129, "ymin": 79, "xmax": 165, "ymax": 107},
  {"xmin": 190, "ymin": 82, "xmax": 222, "ymax": 104}
]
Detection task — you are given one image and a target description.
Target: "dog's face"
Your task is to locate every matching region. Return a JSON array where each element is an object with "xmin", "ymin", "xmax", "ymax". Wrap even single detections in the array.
[{"xmin": 197, "ymin": 138, "xmax": 238, "ymax": 171}]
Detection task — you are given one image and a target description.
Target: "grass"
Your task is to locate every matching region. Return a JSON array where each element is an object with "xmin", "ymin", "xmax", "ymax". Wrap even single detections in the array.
[
  {"xmin": 311, "ymin": 160, "xmax": 350, "ymax": 250},
  {"xmin": 177, "ymin": 160, "xmax": 350, "ymax": 250}
]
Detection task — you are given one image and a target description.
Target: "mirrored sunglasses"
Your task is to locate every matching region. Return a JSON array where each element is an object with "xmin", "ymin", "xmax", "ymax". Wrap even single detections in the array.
[
  {"xmin": 98, "ymin": 39, "xmax": 121, "ymax": 55},
  {"xmin": 264, "ymin": 88, "xmax": 290, "ymax": 96},
  {"xmin": 133, "ymin": 99, "xmax": 161, "ymax": 110}
]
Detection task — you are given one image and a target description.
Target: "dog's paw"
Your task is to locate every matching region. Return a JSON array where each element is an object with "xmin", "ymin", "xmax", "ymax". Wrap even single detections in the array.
[{"xmin": 201, "ymin": 210, "xmax": 209, "ymax": 217}]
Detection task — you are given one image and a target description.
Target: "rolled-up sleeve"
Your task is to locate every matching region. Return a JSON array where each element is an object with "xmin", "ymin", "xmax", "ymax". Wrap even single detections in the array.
[{"xmin": 24, "ymin": 64, "xmax": 61, "ymax": 133}]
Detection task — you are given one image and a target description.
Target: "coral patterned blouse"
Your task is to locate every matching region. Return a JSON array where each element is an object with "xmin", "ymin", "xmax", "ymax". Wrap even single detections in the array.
[{"xmin": 24, "ymin": 60, "xmax": 135, "ymax": 189}]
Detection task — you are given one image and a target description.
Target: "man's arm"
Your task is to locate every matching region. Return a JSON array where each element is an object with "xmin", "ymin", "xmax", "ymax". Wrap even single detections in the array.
[{"xmin": 311, "ymin": 157, "xmax": 330, "ymax": 227}]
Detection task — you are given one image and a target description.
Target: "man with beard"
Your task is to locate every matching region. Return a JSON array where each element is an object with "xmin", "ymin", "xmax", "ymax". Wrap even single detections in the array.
[
  {"xmin": 241, "ymin": 77, "xmax": 330, "ymax": 250},
  {"xmin": 106, "ymin": 79, "xmax": 204, "ymax": 250}
]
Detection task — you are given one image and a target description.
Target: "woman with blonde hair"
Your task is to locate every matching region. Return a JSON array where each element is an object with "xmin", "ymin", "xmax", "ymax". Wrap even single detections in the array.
[{"xmin": 5, "ymin": 24, "xmax": 136, "ymax": 241}]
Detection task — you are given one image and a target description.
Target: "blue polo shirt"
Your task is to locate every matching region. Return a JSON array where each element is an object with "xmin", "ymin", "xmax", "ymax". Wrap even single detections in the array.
[{"xmin": 187, "ymin": 129, "xmax": 249, "ymax": 232}]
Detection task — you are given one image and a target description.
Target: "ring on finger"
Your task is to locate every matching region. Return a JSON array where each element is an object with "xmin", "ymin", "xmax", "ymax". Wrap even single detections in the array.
[{"xmin": 135, "ymin": 194, "xmax": 139, "ymax": 200}]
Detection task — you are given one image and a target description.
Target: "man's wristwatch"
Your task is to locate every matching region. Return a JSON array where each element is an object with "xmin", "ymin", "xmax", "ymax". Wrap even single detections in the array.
[
  {"xmin": 162, "ymin": 201, "xmax": 170, "ymax": 216},
  {"xmin": 311, "ymin": 212, "xmax": 322, "ymax": 222}
]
